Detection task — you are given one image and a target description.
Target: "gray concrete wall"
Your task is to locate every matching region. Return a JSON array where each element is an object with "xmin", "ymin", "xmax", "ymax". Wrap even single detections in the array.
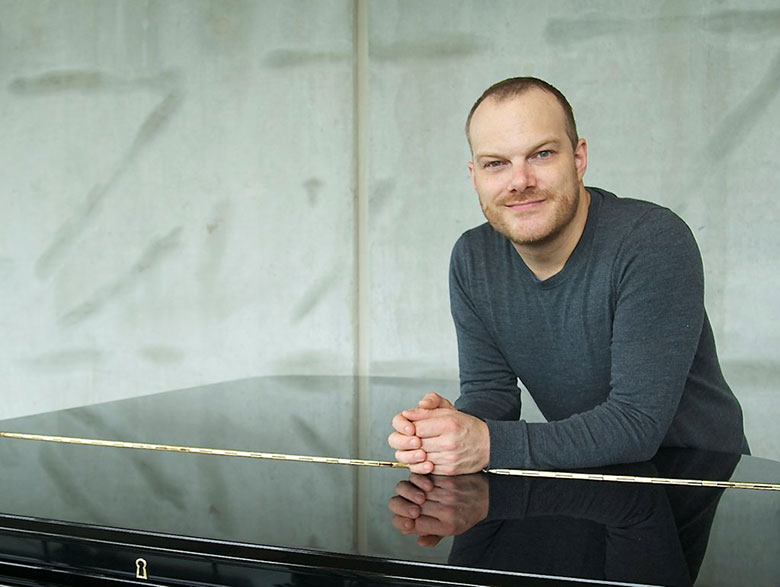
[
  {"xmin": 2, "ymin": 1, "xmax": 778, "ymax": 459},
  {"xmin": 1, "ymin": 0, "xmax": 358, "ymax": 415}
]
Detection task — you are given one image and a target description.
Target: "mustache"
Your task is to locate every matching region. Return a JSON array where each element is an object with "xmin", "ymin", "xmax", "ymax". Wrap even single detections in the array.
[{"xmin": 498, "ymin": 189, "xmax": 553, "ymax": 206}]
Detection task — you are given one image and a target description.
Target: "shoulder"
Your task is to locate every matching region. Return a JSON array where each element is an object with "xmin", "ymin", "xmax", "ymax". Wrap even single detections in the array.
[
  {"xmin": 589, "ymin": 187, "xmax": 697, "ymax": 251},
  {"xmin": 449, "ymin": 223, "xmax": 516, "ymax": 299},
  {"xmin": 451, "ymin": 222, "xmax": 507, "ymax": 267},
  {"xmin": 589, "ymin": 188, "xmax": 703, "ymax": 288},
  {"xmin": 453, "ymin": 222, "xmax": 499, "ymax": 251}
]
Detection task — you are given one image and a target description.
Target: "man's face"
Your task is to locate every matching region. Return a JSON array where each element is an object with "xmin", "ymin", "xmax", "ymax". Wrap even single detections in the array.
[{"xmin": 467, "ymin": 89, "xmax": 588, "ymax": 248}]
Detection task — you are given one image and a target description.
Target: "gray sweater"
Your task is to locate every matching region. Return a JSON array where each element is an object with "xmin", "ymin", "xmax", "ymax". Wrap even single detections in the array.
[{"xmin": 450, "ymin": 187, "xmax": 747, "ymax": 470}]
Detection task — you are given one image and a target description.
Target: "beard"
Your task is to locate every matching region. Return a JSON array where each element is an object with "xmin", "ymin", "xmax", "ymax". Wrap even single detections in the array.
[{"xmin": 480, "ymin": 186, "xmax": 581, "ymax": 247}]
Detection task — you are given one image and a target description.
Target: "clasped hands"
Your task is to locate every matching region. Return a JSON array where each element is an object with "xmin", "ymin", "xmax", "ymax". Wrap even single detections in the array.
[{"xmin": 387, "ymin": 392, "xmax": 490, "ymax": 476}]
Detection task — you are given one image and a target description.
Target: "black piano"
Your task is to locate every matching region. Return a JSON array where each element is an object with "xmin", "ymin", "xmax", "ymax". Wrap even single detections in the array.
[{"xmin": 1, "ymin": 376, "xmax": 778, "ymax": 586}]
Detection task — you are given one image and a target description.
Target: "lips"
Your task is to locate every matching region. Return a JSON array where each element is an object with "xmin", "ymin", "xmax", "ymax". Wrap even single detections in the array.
[{"xmin": 504, "ymin": 198, "xmax": 545, "ymax": 209}]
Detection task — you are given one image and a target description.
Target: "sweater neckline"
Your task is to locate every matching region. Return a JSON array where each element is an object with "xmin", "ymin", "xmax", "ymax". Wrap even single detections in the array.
[{"xmin": 511, "ymin": 187, "xmax": 603, "ymax": 288}]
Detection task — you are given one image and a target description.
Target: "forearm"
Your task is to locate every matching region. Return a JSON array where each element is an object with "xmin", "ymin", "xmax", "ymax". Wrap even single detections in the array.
[
  {"xmin": 486, "ymin": 404, "xmax": 664, "ymax": 470},
  {"xmin": 455, "ymin": 381, "xmax": 521, "ymax": 422}
]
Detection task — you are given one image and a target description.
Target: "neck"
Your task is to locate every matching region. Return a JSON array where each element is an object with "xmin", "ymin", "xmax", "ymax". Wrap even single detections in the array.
[{"xmin": 513, "ymin": 185, "xmax": 591, "ymax": 281}]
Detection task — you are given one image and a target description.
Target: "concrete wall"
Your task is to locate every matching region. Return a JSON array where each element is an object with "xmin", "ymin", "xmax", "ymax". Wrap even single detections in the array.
[
  {"xmin": 2, "ymin": 1, "xmax": 778, "ymax": 459},
  {"xmin": 1, "ymin": 0, "xmax": 358, "ymax": 416}
]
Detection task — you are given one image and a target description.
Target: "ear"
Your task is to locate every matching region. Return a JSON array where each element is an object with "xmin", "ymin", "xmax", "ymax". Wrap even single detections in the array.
[
  {"xmin": 467, "ymin": 161, "xmax": 477, "ymax": 190},
  {"xmin": 574, "ymin": 138, "xmax": 587, "ymax": 181}
]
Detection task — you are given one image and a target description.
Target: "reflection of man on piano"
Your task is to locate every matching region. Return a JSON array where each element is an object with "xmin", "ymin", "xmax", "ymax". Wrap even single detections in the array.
[
  {"xmin": 388, "ymin": 449, "xmax": 740, "ymax": 586},
  {"xmin": 389, "ymin": 77, "xmax": 748, "ymax": 475}
]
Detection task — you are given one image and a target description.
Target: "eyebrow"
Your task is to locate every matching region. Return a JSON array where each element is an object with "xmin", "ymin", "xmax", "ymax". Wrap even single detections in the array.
[{"xmin": 473, "ymin": 137, "xmax": 562, "ymax": 160}]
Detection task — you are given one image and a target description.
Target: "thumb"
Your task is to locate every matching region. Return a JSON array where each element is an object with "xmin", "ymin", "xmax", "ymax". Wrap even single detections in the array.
[
  {"xmin": 418, "ymin": 393, "xmax": 455, "ymax": 410},
  {"xmin": 402, "ymin": 406, "xmax": 438, "ymax": 422}
]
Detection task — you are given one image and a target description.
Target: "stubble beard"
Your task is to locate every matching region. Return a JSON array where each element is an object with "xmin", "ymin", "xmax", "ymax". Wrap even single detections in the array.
[{"xmin": 480, "ymin": 186, "xmax": 581, "ymax": 247}]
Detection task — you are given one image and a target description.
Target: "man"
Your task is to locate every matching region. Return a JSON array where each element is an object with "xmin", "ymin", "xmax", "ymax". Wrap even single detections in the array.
[{"xmin": 388, "ymin": 77, "xmax": 747, "ymax": 476}]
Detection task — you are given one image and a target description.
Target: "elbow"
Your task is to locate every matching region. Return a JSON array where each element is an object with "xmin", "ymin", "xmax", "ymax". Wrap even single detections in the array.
[
  {"xmin": 610, "ymin": 407, "xmax": 667, "ymax": 463},
  {"xmin": 633, "ymin": 440, "xmax": 662, "ymax": 463},
  {"xmin": 626, "ymin": 419, "xmax": 666, "ymax": 463}
]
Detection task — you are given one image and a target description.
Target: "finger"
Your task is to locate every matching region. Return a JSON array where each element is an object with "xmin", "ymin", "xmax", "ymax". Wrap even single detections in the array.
[
  {"xmin": 391, "ymin": 514, "xmax": 417, "ymax": 534},
  {"xmin": 423, "ymin": 479, "xmax": 468, "ymax": 503},
  {"xmin": 406, "ymin": 513, "xmax": 454, "ymax": 537},
  {"xmin": 415, "ymin": 499, "xmax": 456, "ymax": 522},
  {"xmin": 417, "ymin": 393, "xmax": 443, "ymax": 409},
  {"xmin": 418, "ymin": 393, "xmax": 454, "ymax": 410},
  {"xmin": 420, "ymin": 452, "xmax": 462, "ymax": 476},
  {"xmin": 417, "ymin": 413, "xmax": 481, "ymax": 442},
  {"xmin": 427, "ymin": 474, "xmax": 460, "ymax": 491},
  {"xmin": 419, "ymin": 435, "xmax": 451, "ymax": 454},
  {"xmin": 414, "ymin": 427, "xmax": 450, "ymax": 444},
  {"xmin": 402, "ymin": 407, "xmax": 441, "ymax": 422},
  {"xmin": 439, "ymin": 396, "xmax": 455, "ymax": 410},
  {"xmin": 407, "ymin": 409, "xmax": 461, "ymax": 436},
  {"xmin": 407, "ymin": 460, "xmax": 435, "ymax": 475},
  {"xmin": 417, "ymin": 535, "xmax": 444, "ymax": 547},
  {"xmin": 393, "ymin": 481, "xmax": 427, "ymax": 505},
  {"xmin": 429, "ymin": 462, "xmax": 462, "ymax": 476},
  {"xmin": 426, "ymin": 474, "xmax": 486, "ymax": 503},
  {"xmin": 407, "ymin": 473, "xmax": 435, "ymax": 492},
  {"xmin": 388, "ymin": 495, "xmax": 422, "ymax": 518},
  {"xmin": 392, "ymin": 412, "xmax": 416, "ymax": 436},
  {"xmin": 394, "ymin": 448, "xmax": 428, "ymax": 466},
  {"xmin": 388, "ymin": 431, "xmax": 422, "ymax": 451}
]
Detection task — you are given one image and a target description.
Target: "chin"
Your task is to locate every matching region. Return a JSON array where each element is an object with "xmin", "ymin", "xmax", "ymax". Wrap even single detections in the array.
[
  {"xmin": 497, "ymin": 218, "xmax": 559, "ymax": 246},
  {"xmin": 508, "ymin": 229, "xmax": 556, "ymax": 246}
]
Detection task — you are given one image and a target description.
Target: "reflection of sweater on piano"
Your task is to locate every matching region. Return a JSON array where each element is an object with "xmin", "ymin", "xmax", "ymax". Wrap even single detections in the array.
[{"xmin": 449, "ymin": 449, "xmax": 740, "ymax": 586}]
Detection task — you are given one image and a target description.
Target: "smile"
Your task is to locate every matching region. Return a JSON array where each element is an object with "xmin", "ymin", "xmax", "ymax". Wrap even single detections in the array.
[{"xmin": 505, "ymin": 199, "xmax": 545, "ymax": 210}]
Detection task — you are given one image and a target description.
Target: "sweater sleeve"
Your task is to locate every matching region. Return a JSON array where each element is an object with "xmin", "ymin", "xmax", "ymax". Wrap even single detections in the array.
[
  {"xmin": 458, "ymin": 210, "xmax": 707, "ymax": 470},
  {"xmin": 450, "ymin": 234, "xmax": 523, "ymax": 422}
]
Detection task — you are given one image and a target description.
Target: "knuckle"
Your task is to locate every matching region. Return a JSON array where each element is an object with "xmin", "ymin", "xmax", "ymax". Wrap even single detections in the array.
[
  {"xmin": 438, "ymin": 465, "xmax": 456, "ymax": 476},
  {"xmin": 441, "ymin": 505, "xmax": 457, "ymax": 517}
]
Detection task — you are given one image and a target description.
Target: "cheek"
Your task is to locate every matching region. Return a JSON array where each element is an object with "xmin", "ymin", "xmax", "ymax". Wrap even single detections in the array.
[
  {"xmin": 475, "ymin": 185, "xmax": 496, "ymax": 208},
  {"xmin": 475, "ymin": 175, "xmax": 503, "ymax": 199}
]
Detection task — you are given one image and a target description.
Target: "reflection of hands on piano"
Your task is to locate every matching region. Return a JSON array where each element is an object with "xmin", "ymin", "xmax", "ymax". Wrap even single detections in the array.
[
  {"xmin": 388, "ymin": 472, "xmax": 489, "ymax": 547},
  {"xmin": 388, "ymin": 392, "xmax": 490, "ymax": 475}
]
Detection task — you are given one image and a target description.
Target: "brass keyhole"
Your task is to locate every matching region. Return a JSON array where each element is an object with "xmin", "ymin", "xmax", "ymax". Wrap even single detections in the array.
[{"xmin": 135, "ymin": 557, "xmax": 148, "ymax": 580}]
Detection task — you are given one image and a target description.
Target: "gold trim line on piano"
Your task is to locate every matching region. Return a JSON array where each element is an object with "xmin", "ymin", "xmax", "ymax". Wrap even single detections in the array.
[
  {"xmin": 1, "ymin": 431, "xmax": 778, "ymax": 491},
  {"xmin": 485, "ymin": 467, "xmax": 780, "ymax": 492},
  {"xmin": 0, "ymin": 431, "xmax": 408, "ymax": 470}
]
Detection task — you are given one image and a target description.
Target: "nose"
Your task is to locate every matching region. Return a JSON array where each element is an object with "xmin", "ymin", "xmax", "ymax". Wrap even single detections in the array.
[{"xmin": 507, "ymin": 161, "xmax": 535, "ymax": 193}]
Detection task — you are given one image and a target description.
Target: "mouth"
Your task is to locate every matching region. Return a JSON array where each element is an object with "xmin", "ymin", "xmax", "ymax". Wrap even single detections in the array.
[{"xmin": 504, "ymin": 198, "xmax": 545, "ymax": 210}]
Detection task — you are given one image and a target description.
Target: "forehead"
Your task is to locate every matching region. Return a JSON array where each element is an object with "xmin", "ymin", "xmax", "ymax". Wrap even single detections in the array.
[{"xmin": 469, "ymin": 89, "xmax": 568, "ymax": 153}]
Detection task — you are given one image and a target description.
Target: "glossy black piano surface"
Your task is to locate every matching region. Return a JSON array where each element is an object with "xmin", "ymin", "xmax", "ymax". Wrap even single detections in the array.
[{"xmin": 0, "ymin": 376, "xmax": 778, "ymax": 586}]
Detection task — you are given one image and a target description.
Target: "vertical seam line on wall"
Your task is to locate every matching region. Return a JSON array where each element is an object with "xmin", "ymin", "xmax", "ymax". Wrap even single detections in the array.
[
  {"xmin": 354, "ymin": 3, "xmax": 369, "ymax": 381},
  {"xmin": 353, "ymin": 0, "xmax": 369, "ymax": 557},
  {"xmin": 354, "ymin": 0, "xmax": 369, "ymax": 437}
]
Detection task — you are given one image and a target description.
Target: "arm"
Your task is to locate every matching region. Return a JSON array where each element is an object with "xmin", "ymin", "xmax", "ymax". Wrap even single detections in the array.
[
  {"xmin": 449, "ymin": 234, "xmax": 523, "ymax": 421},
  {"xmin": 387, "ymin": 233, "xmax": 533, "ymax": 475},
  {"xmin": 522, "ymin": 209, "xmax": 705, "ymax": 468},
  {"xmin": 387, "ymin": 232, "xmax": 516, "ymax": 476},
  {"xmin": 456, "ymin": 210, "xmax": 707, "ymax": 470}
]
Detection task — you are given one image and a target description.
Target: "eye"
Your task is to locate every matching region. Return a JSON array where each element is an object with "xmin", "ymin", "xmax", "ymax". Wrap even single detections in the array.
[
  {"xmin": 534, "ymin": 150, "xmax": 553, "ymax": 160},
  {"xmin": 483, "ymin": 160, "xmax": 505, "ymax": 169}
]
